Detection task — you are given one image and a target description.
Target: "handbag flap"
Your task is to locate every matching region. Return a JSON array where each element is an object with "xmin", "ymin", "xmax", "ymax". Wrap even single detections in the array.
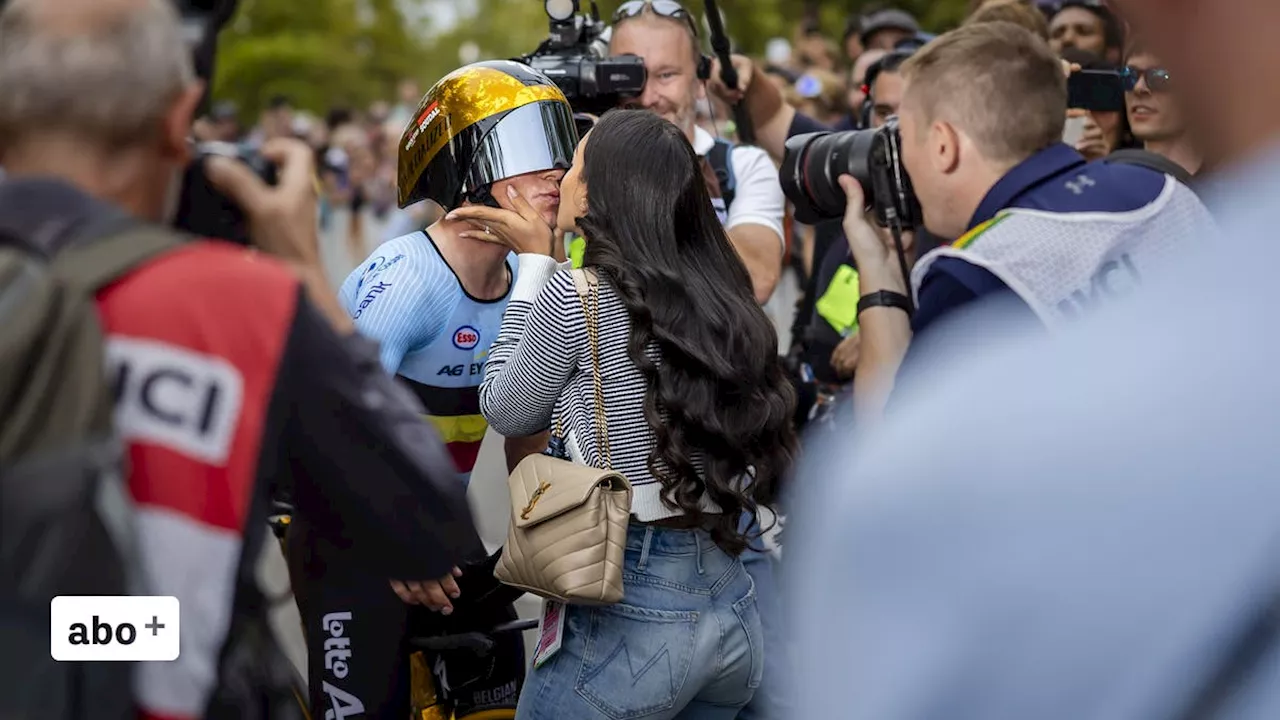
[{"xmin": 508, "ymin": 454, "xmax": 630, "ymax": 529}]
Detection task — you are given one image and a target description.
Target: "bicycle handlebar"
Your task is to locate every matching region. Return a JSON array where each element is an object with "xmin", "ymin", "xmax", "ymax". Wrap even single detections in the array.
[
  {"xmin": 267, "ymin": 505, "xmax": 537, "ymax": 655},
  {"xmin": 408, "ymin": 618, "xmax": 539, "ymax": 654}
]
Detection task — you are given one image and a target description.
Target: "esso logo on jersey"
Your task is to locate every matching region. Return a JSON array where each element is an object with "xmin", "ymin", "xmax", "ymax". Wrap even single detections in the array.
[{"xmin": 452, "ymin": 326, "xmax": 480, "ymax": 350}]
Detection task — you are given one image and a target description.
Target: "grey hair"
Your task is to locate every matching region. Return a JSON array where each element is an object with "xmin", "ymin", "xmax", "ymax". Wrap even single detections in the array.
[{"xmin": 0, "ymin": 0, "xmax": 196, "ymax": 149}]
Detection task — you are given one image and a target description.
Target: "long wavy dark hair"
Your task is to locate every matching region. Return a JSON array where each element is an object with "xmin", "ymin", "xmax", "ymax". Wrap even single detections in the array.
[{"xmin": 578, "ymin": 109, "xmax": 798, "ymax": 555}]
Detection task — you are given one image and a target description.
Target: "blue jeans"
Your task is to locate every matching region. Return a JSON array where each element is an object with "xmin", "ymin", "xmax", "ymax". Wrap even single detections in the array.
[
  {"xmin": 735, "ymin": 518, "xmax": 791, "ymax": 720},
  {"xmin": 515, "ymin": 523, "xmax": 763, "ymax": 719}
]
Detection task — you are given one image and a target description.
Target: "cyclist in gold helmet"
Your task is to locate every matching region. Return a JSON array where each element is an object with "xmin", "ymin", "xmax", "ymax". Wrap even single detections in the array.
[{"xmin": 292, "ymin": 60, "xmax": 576, "ymax": 720}]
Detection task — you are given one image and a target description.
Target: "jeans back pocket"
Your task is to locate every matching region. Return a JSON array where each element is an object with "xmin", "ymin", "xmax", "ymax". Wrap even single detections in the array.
[{"xmin": 574, "ymin": 603, "xmax": 699, "ymax": 719}]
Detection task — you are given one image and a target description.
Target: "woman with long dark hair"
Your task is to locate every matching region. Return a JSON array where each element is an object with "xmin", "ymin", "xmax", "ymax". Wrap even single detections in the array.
[{"xmin": 455, "ymin": 109, "xmax": 797, "ymax": 718}]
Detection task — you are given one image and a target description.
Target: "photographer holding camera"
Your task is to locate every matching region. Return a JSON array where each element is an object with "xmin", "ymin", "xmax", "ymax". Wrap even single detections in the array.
[
  {"xmin": 811, "ymin": 21, "xmax": 1214, "ymax": 421},
  {"xmin": 608, "ymin": 0, "xmax": 787, "ymax": 305},
  {"xmin": 0, "ymin": 0, "xmax": 484, "ymax": 717},
  {"xmin": 706, "ymin": 43, "xmax": 939, "ymax": 425}
]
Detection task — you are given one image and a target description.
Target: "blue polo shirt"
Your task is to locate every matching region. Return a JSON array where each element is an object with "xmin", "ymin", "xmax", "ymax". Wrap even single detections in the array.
[{"xmin": 912, "ymin": 143, "xmax": 1170, "ymax": 335}]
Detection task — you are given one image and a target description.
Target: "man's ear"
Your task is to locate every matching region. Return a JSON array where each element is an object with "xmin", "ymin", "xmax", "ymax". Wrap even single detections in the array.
[
  {"xmin": 164, "ymin": 82, "xmax": 206, "ymax": 164},
  {"xmin": 931, "ymin": 120, "xmax": 962, "ymax": 175},
  {"xmin": 489, "ymin": 181, "xmax": 513, "ymax": 210}
]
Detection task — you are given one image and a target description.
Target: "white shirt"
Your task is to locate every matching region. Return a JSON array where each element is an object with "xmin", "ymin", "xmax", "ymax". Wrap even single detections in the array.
[{"xmin": 693, "ymin": 126, "xmax": 786, "ymax": 249}]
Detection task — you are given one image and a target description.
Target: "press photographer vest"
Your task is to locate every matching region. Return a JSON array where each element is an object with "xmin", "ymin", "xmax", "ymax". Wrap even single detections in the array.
[{"xmin": 911, "ymin": 177, "xmax": 1211, "ymax": 328}]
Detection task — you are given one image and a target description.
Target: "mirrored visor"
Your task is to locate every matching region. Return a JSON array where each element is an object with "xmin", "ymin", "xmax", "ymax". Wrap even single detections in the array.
[{"xmin": 464, "ymin": 100, "xmax": 577, "ymax": 192}]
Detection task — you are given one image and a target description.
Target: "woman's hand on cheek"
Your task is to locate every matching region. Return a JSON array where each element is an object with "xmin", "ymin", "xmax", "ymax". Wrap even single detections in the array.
[{"xmin": 446, "ymin": 185, "xmax": 556, "ymax": 256}]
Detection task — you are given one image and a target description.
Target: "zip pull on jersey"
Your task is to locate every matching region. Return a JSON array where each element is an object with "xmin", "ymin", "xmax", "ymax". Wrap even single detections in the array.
[{"xmin": 339, "ymin": 231, "xmax": 516, "ymax": 483}]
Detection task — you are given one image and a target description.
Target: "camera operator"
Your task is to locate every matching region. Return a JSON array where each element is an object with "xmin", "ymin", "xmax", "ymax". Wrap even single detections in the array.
[
  {"xmin": 608, "ymin": 0, "xmax": 787, "ymax": 304},
  {"xmin": 799, "ymin": 49, "xmax": 918, "ymax": 382},
  {"xmin": 709, "ymin": 45, "xmax": 933, "ymax": 423},
  {"xmin": 834, "ymin": 21, "xmax": 1214, "ymax": 421},
  {"xmin": 0, "ymin": 0, "xmax": 483, "ymax": 716}
]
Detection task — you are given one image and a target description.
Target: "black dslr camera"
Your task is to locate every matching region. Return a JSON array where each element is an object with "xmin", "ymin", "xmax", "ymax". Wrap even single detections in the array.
[
  {"xmin": 518, "ymin": 0, "xmax": 646, "ymax": 117},
  {"xmin": 780, "ymin": 119, "xmax": 923, "ymax": 230},
  {"xmin": 172, "ymin": 0, "xmax": 279, "ymax": 246}
]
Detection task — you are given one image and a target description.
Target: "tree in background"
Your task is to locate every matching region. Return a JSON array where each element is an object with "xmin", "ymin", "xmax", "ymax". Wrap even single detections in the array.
[
  {"xmin": 426, "ymin": 0, "xmax": 971, "ymax": 74},
  {"xmin": 212, "ymin": 0, "xmax": 433, "ymax": 122},
  {"xmin": 211, "ymin": 0, "xmax": 969, "ymax": 122}
]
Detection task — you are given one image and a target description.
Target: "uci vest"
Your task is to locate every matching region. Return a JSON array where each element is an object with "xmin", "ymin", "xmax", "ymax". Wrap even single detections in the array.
[
  {"xmin": 912, "ymin": 177, "xmax": 1214, "ymax": 329},
  {"xmin": 98, "ymin": 242, "xmax": 300, "ymax": 720}
]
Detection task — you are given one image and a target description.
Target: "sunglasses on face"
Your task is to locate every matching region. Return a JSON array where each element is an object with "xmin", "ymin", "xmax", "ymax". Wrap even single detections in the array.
[
  {"xmin": 612, "ymin": 0, "xmax": 700, "ymax": 36},
  {"xmin": 1120, "ymin": 66, "xmax": 1172, "ymax": 92},
  {"xmin": 1044, "ymin": 0, "xmax": 1110, "ymax": 14}
]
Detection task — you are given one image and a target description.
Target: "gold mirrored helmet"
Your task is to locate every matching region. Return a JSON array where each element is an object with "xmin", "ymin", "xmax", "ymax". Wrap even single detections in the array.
[{"xmin": 397, "ymin": 60, "xmax": 577, "ymax": 210}]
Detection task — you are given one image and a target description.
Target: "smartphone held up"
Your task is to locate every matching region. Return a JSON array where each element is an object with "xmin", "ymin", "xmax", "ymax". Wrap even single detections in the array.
[{"xmin": 1067, "ymin": 69, "xmax": 1126, "ymax": 113}]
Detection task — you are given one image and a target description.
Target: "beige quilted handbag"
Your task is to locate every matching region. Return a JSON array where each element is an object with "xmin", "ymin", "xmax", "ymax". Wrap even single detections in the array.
[{"xmin": 493, "ymin": 269, "xmax": 633, "ymax": 605}]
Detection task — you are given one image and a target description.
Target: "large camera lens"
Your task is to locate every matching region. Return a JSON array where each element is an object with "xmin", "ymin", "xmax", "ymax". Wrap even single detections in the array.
[{"xmin": 780, "ymin": 130, "xmax": 878, "ymax": 225}]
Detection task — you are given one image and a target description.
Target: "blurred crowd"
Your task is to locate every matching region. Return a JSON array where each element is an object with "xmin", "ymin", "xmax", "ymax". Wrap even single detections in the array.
[
  {"xmin": 184, "ymin": 0, "xmax": 1158, "ymax": 337},
  {"xmin": 191, "ymin": 79, "xmax": 444, "ymax": 269}
]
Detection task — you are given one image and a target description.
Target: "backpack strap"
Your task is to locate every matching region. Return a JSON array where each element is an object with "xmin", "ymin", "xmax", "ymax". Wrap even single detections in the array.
[
  {"xmin": 52, "ymin": 226, "xmax": 182, "ymax": 293},
  {"xmin": 707, "ymin": 138, "xmax": 737, "ymax": 212},
  {"xmin": 1107, "ymin": 148, "xmax": 1195, "ymax": 186}
]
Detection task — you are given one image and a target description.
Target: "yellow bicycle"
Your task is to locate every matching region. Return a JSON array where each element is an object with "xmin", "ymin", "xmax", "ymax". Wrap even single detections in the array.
[{"xmin": 408, "ymin": 619, "xmax": 536, "ymax": 720}]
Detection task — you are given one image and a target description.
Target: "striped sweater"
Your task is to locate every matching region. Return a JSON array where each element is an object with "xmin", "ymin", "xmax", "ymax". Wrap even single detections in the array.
[{"xmin": 480, "ymin": 254, "xmax": 719, "ymax": 521}]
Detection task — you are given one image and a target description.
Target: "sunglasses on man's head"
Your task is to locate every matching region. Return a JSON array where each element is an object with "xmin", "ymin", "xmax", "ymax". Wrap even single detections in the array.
[
  {"xmin": 1120, "ymin": 66, "xmax": 1172, "ymax": 92},
  {"xmin": 612, "ymin": 0, "xmax": 700, "ymax": 36}
]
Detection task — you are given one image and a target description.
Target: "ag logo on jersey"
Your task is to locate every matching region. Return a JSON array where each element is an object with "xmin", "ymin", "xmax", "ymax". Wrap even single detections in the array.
[{"xmin": 452, "ymin": 326, "xmax": 480, "ymax": 350}]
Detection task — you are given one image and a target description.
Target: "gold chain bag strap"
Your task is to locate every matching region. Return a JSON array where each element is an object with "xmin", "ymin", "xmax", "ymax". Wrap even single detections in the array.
[{"xmin": 493, "ymin": 268, "xmax": 633, "ymax": 605}]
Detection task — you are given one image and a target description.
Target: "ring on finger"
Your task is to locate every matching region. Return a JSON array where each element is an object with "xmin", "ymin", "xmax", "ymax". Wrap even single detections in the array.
[{"xmin": 484, "ymin": 225, "xmax": 490, "ymax": 235}]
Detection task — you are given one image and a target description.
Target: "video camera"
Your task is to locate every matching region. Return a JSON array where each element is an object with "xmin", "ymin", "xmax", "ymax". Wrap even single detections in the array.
[
  {"xmin": 517, "ymin": 0, "xmax": 646, "ymax": 117},
  {"xmin": 780, "ymin": 119, "xmax": 922, "ymax": 230}
]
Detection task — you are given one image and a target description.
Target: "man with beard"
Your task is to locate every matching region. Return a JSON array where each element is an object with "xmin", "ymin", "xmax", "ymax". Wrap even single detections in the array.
[
  {"xmin": 609, "ymin": 0, "xmax": 786, "ymax": 304},
  {"xmin": 1047, "ymin": 0, "xmax": 1124, "ymax": 63}
]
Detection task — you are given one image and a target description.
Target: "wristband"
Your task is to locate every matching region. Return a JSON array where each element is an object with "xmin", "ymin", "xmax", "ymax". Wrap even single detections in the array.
[{"xmin": 857, "ymin": 290, "xmax": 913, "ymax": 319}]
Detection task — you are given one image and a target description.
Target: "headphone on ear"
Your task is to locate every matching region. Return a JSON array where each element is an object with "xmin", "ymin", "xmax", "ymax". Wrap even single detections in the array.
[
  {"xmin": 859, "ymin": 88, "xmax": 874, "ymax": 129},
  {"xmin": 696, "ymin": 54, "xmax": 713, "ymax": 81},
  {"xmin": 858, "ymin": 60, "xmax": 886, "ymax": 129},
  {"xmin": 857, "ymin": 48, "xmax": 915, "ymax": 129}
]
